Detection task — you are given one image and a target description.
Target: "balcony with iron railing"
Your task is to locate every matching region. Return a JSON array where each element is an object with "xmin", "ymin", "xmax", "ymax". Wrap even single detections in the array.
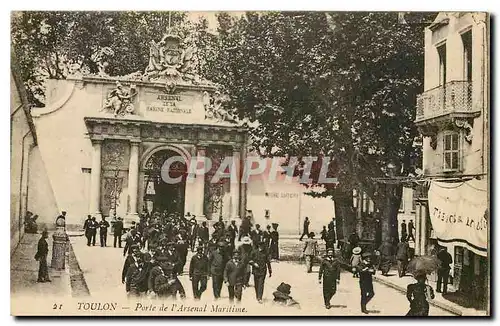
[{"xmin": 415, "ymin": 80, "xmax": 479, "ymax": 125}]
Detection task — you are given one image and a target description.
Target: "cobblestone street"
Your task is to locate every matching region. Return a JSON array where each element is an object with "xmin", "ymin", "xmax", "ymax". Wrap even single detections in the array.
[{"xmin": 70, "ymin": 235, "xmax": 454, "ymax": 316}]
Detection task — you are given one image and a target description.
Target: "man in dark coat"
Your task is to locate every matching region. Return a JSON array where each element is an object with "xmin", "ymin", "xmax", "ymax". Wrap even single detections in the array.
[
  {"xmin": 189, "ymin": 218, "xmax": 199, "ymax": 252},
  {"xmin": 99, "ymin": 216, "xmax": 110, "ymax": 247},
  {"xmin": 250, "ymin": 224, "xmax": 263, "ymax": 247},
  {"xmin": 407, "ymin": 220, "xmax": 416, "ymax": 242},
  {"xmin": 35, "ymin": 230, "xmax": 51, "ymax": 282},
  {"xmin": 83, "ymin": 215, "xmax": 93, "ymax": 246},
  {"xmin": 189, "ymin": 246, "xmax": 209, "ymax": 299},
  {"xmin": 318, "ymin": 248, "xmax": 341, "ymax": 309},
  {"xmin": 249, "ymin": 242, "xmax": 272, "ymax": 303},
  {"xmin": 154, "ymin": 261, "xmax": 186, "ymax": 299},
  {"xmin": 89, "ymin": 217, "xmax": 98, "ymax": 246},
  {"xmin": 123, "ymin": 229, "xmax": 141, "ymax": 257},
  {"xmin": 209, "ymin": 242, "xmax": 228, "ymax": 299},
  {"xmin": 113, "ymin": 217, "xmax": 124, "ymax": 248},
  {"xmin": 401, "ymin": 220, "xmax": 408, "ymax": 242},
  {"xmin": 122, "ymin": 244, "xmax": 140, "ymax": 284},
  {"xmin": 224, "ymin": 251, "xmax": 246, "ymax": 302},
  {"xmin": 299, "ymin": 217, "xmax": 310, "ymax": 241},
  {"xmin": 436, "ymin": 247, "xmax": 453, "ymax": 294},
  {"xmin": 396, "ymin": 239, "xmax": 410, "ymax": 277},
  {"xmin": 239, "ymin": 216, "xmax": 252, "ymax": 241},
  {"xmin": 358, "ymin": 252, "xmax": 376, "ymax": 314},
  {"xmin": 198, "ymin": 221, "xmax": 209, "ymax": 244},
  {"xmin": 165, "ymin": 242, "xmax": 182, "ymax": 275},
  {"xmin": 227, "ymin": 220, "xmax": 238, "ymax": 246},
  {"xmin": 262, "ymin": 225, "xmax": 272, "ymax": 251},
  {"xmin": 126, "ymin": 254, "xmax": 144, "ymax": 297}
]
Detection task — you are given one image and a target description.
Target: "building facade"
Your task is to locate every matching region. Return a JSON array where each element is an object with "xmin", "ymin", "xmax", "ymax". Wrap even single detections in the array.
[
  {"xmin": 415, "ymin": 12, "xmax": 489, "ymax": 309},
  {"xmin": 22, "ymin": 30, "xmax": 335, "ymax": 233},
  {"xmin": 10, "ymin": 54, "xmax": 38, "ymax": 254}
]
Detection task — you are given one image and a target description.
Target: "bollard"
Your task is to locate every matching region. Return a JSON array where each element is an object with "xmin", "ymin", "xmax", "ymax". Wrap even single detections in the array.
[{"xmin": 51, "ymin": 215, "xmax": 68, "ymax": 270}]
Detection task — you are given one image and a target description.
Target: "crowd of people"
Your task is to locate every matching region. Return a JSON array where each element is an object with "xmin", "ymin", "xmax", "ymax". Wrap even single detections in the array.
[{"xmin": 83, "ymin": 210, "xmax": 298, "ymax": 306}]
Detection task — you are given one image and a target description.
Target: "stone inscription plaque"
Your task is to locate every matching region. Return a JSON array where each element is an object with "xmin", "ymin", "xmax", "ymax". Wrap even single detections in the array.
[{"xmin": 142, "ymin": 92, "xmax": 194, "ymax": 115}]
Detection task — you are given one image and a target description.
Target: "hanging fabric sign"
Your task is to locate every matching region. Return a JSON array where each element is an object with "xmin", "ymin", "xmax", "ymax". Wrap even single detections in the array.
[{"xmin": 428, "ymin": 179, "xmax": 488, "ymax": 257}]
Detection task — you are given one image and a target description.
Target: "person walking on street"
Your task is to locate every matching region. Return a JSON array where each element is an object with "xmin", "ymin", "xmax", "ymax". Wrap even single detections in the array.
[
  {"xmin": 302, "ymin": 232, "xmax": 318, "ymax": 273},
  {"xmin": 249, "ymin": 242, "xmax": 272, "ymax": 303},
  {"xmin": 198, "ymin": 221, "xmax": 209, "ymax": 244},
  {"xmin": 99, "ymin": 216, "xmax": 110, "ymax": 247},
  {"xmin": 189, "ymin": 246, "xmax": 209, "ymax": 300},
  {"xmin": 35, "ymin": 230, "xmax": 51, "ymax": 283},
  {"xmin": 396, "ymin": 239, "xmax": 410, "ymax": 277},
  {"xmin": 209, "ymin": 242, "xmax": 228, "ymax": 299},
  {"xmin": 318, "ymin": 248, "xmax": 341, "ymax": 309},
  {"xmin": 406, "ymin": 273, "xmax": 435, "ymax": 316},
  {"xmin": 401, "ymin": 220, "xmax": 408, "ymax": 242},
  {"xmin": 358, "ymin": 252, "xmax": 376, "ymax": 314},
  {"xmin": 113, "ymin": 217, "xmax": 124, "ymax": 248},
  {"xmin": 269, "ymin": 224, "xmax": 280, "ymax": 261},
  {"xmin": 224, "ymin": 251, "xmax": 246, "ymax": 303},
  {"xmin": 227, "ymin": 220, "xmax": 238, "ymax": 248},
  {"xmin": 436, "ymin": 247, "xmax": 453, "ymax": 294},
  {"xmin": 263, "ymin": 225, "xmax": 272, "ymax": 251},
  {"xmin": 326, "ymin": 224, "xmax": 336, "ymax": 250},
  {"xmin": 299, "ymin": 217, "xmax": 310, "ymax": 241},
  {"xmin": 407, "ymin": 220, "xmax": 416, "ymax": 242}
]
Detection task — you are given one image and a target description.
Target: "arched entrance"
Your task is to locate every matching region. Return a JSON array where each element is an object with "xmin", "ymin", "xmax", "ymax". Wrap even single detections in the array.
[{"xmin": 142, "ymin": 149, "xmax": 187, "ymax": 215}]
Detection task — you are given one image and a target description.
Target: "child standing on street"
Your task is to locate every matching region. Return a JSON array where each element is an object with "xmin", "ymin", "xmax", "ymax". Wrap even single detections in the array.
[{"xmin": 350, "ymin": 247, "xmax": 362, "ymax": 278}]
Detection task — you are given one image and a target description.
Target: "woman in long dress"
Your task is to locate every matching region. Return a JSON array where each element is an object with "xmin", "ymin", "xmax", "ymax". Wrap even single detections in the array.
[{"xmin": 406, "ymin": 273, "xmax": 435, "ymax": 316}]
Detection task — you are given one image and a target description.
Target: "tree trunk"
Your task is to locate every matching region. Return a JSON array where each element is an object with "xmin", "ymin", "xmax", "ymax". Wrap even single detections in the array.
[
  {"xmin": 333, "ymin": 189, "xmax": 355, "ymax": 241},
  {"xmin": 379, "ymin": 184, "xmax": 403, "ymax": 245}
]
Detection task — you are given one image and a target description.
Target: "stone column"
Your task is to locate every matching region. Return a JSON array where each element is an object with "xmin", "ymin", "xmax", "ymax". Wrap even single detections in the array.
[
  {"xmin": 230, "ymin": 147, "xmax": 241, "ymax": 219},
  {"xmin": 126, "ymin": 140, "xmax": 140, "ymax": 223},
  {"xmin": 89, "ymin": 139, "xmax": 102, "ymax": 217},
  {"xmin": 239, "ymin": 143, "xmax": 248, "ymax": 219},
  {"xmin": 194, "ymin": 146, "xmax": 207, "ymax": 219},
  {"xmin": 420, "ymin": 203, "xmax": 428, "ymax": 255},
  {"xmin": 415, "ymin": 203, "xmax": 421, "ymax": 256}
]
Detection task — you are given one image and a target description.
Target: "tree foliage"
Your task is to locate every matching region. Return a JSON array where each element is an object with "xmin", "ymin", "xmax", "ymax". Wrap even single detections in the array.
[
  {"xmin": 12, "ymin": 11, "xmax": 435, "ymax": 240},
  {"xmin": 200, "ymin": 11, "xmax": 435, "ymax": 239}
]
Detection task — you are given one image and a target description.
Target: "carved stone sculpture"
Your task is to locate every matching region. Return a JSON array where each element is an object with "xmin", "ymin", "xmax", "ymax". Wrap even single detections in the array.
[
  {"xmin": 144, "ymin": 29, "xmax": 201, "ymax": 83},
  {"xmin": 102, "ymin": 81, "xmax": 138, "ymax": 117}
]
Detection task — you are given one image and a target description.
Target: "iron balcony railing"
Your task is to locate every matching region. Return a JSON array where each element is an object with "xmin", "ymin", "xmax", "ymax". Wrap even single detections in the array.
[{"xmin": 416, "ymin": 81, "xmax": 472, "ymax": 121}]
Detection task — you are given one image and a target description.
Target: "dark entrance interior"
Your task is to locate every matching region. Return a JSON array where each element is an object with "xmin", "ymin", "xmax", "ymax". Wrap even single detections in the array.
[{"xmin": 143, "ymin": 149, "xmax": 187, "ymax": 215}]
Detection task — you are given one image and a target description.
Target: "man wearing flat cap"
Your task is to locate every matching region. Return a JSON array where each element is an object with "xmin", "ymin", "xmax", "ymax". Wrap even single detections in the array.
[
  {"xmin": 209, "ymin": 241, "xmax": 229, "ymax": 299},
  {"xmin": 189, "ymin": 246, "xmax": 209, "ymax": 299},
  {"xmin": 224, "ymin": 251, "xmax": 245, "ymax": 302}
]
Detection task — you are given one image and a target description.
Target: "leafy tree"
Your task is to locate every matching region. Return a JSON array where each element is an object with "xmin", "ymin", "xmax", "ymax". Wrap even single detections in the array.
[
  {"xmin": 11, "ymin": 11, "xmax": 188, "ymax": 106},
  {"xmin": 200, "ymin": 11, "xmax": 433, "ymax": 242}
]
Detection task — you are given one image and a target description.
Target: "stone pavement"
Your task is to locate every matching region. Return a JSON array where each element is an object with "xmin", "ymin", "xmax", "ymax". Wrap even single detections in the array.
[
  {"xmin": 371, "ymin": 269, "xmax": 488, "ymax": 316},
  {"xmin": 11, "ymin": 233, "xmax": 72, "ymax": 315},
  {"xmin": 69, "ymin": 235, "xmax": 454, "ymax": 316},
  {"xmin": 279, "ymin": 236, "xmax": 487, "ymax": 316}
]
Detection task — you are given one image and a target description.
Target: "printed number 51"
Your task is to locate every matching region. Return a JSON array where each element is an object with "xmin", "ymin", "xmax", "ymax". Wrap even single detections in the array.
[{"xmin": 53, "ymin": 303, "xmax": 63, "ymax": 310}]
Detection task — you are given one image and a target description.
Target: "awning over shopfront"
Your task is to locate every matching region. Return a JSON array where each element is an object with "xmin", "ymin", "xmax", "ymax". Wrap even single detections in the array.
[{"xmin": 428, "ymin": 179, "xmax": 488, "ymax": 257}]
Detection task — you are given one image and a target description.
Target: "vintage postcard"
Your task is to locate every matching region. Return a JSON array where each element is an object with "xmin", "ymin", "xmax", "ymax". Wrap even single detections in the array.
[{"xmin": 10, "ymin": 11, "xmax": 490, "ymax": 316}]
